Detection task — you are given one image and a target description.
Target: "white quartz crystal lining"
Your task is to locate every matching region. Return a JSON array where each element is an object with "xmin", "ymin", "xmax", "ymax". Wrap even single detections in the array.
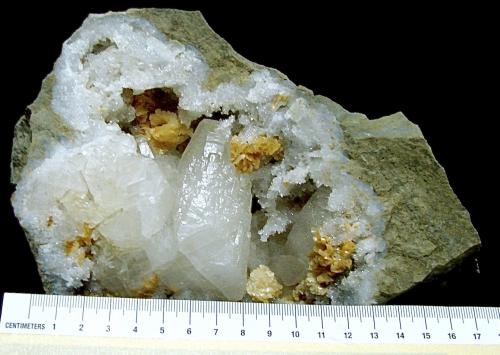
[
  {"xmin": 53, "ymin": 14, "xmax": 208, "ymax": 131},
  {"xmin": 13, "ymin": 12, "xmax": 387, "ymax": 302}
]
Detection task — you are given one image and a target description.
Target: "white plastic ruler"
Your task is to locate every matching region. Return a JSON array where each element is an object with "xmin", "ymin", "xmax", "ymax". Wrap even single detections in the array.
[{"xmin": 1, "ymin": 293, "xmax": 499, "ymax": 350}]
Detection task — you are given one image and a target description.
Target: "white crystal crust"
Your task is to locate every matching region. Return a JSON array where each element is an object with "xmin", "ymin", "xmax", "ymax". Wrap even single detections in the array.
[{"xmin": 13, "ymin": 12, "xmax": 386, "ymax": 303}]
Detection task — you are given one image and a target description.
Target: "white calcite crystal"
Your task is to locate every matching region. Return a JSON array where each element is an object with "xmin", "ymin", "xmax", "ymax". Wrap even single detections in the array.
[
  {"xmin": 176, "ymin": 119, "xmax": 252, "ymax": 300},
  {"xmin": 11, "ymin": 9, "xmax": 480, "ymax": 304}
]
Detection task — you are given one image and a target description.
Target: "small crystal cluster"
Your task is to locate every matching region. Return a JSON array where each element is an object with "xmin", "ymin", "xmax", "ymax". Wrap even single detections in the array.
[
  {"xmin": 230, "ymin": 136, "xmax": 283, "ymax": 173},
  {"xmin": 292, "ymin": 231, "xmax": 356, "ymax": 302},
  {"xmin": 125, "ymin": 88, "xmax": 192, "ymax": 152},
  {"xmin": 246, "ymin": 265, "xmax": 283, "ymax": 302}
]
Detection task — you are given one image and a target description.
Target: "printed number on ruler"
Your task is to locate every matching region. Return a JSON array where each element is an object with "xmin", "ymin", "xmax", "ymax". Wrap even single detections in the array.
[{"xmin": 1, "ymin": 293, "xmax": 499, "ymax": 344}]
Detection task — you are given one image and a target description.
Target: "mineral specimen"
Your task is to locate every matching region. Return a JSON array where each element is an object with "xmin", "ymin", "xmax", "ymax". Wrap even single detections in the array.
[{"xmin": 10, "ymin": 9, "xmax": 480, "ymax": 304}]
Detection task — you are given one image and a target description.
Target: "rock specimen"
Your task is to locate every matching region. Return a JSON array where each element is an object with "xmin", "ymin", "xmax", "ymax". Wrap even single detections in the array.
[{"xmin": 10, "ymin": 9, "xmax": 480, "ymax": 304}]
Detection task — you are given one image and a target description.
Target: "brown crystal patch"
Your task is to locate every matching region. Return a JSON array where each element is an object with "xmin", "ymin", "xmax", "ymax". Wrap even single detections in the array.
[
  {"xmin": 64, "ymin": 223, "xmax": 95, "ymax": 264},
  {"xmin": 123, "ymin": 88, "xmax": 192, "ymax": 153},
  {"xmin": 124, "ymin": 87, "xmax": 179, "ymax": 121},
  {"xmin": 46, "ymin": 216, "xmax": 54, "ymax": 227},
  {"xmin": 230, "ymin": 136, "xmax": 284, "ymax": 173},
  {"xmin": 143, "ymin": 110, "xmax": 192, "ymax": 152},
  {"xmin": 292, "ymin": 230, "xmax": 356, "ymax": 303},
  {"xmin": 310, "ymin": 230, "xmax": 356, "ymax": 283},
  {"xmin": 135, "ymin": 273, "xmax": 160, "ymax": 298}
]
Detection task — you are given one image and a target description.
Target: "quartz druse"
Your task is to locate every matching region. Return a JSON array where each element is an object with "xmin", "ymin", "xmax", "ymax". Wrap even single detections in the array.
[{"xmin": 11, "ymin": 9, "xmax": 480, "ymax": 304}]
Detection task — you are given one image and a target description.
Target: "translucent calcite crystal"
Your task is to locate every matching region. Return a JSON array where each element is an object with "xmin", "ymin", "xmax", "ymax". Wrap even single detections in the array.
[
  {"xmin": 11, "ymin": 9, "xmax": 480, "ymax": 304},
  {"xmin": 176, "ymin": 119, "xmax": 252, "ymax": 300}
]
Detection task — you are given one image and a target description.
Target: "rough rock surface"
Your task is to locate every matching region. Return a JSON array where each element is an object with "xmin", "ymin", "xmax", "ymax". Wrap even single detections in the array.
[{"xmin": 10, "ymin": 9, "xmax": 480, "ymax": 303}]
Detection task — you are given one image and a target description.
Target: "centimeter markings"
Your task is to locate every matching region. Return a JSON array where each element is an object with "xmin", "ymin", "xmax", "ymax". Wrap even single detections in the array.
[{"xmin": 0, "ymin": 293, "xmax": 499, "ymax": 345}]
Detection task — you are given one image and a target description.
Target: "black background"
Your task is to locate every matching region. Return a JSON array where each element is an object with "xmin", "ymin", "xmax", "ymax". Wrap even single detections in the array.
[{"xmin": 0, "ymin": 2, "xmax": 497, "ymax": 306}]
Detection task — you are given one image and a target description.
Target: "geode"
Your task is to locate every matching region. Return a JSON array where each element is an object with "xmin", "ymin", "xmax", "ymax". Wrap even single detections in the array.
[{"xmin": 11, "ymin": 9, "xmax": 480, "ymax": 304}]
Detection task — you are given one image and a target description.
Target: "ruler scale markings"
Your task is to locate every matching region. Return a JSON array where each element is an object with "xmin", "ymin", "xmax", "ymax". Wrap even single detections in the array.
[
  {"xmin": 478, "ymin": 307, "xmax": 485, "ymax": 319},
  {"xmin": 162, "ymin": 299, "xmax": 165, "ymax": 324},
  {"xmin": 423, "ymin": 307, "xmax": 428, "ymax": 330},
  {"xmin": 242, "ymin": 303, "xmax": 245, "ymax": 327},
  {"xmin": 135, "ymin": 299, "xmax": 138, "ymax": 323},
  {"xmin": 108, "ymin": 298, "xmax": 112, "ymax": 322},
  {"xmin": 1, "ymin": 294, "xmax": 499, "ymax": 345},
  {"xmin": 419, "ymin": 305, "xmax": 424, "ymax": 319},
  {"xmin": 27, "ymin": 294, "xmax": 32, "ymax": 319},
  {"xmin": 293, "ymin": 305, "xmax": 297, "ymax": 328},
  {"xmin": 215, "ymin": 302, "xmax": 218, "ymax": 326},
  {"xmin": 54, "ymin": 296, "xmax": 58, "ymax": 321},
  {"xmin": 447, "ymin": 308, "xmax": 453, "ymax": 330},
  {"xmin": 397, "ymin": 306, "xmax": 402, "ymax": 330},
  {"xmin": 81, "ymin": 297, "xmax": 85, "ymax": 322}
]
